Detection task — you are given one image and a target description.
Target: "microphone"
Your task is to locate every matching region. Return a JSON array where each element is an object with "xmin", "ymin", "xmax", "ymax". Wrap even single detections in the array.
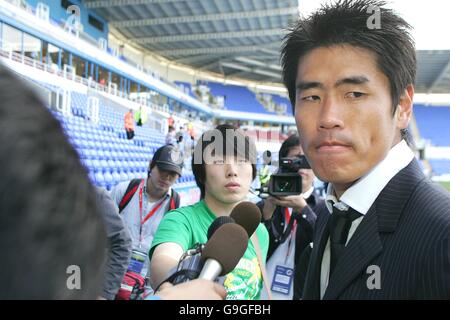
[
  {"xmin": 230, "ymin": 201, "xmax": 262, "ymax": 237},
  {"xmin": 207, "ymin": 216, "xmax": 235, "ymax": 240},
  {"xmin": 170, "ymin": 216, "xmax": 238, "ymax": 285},
  {"xmin": 199, "ymin": 223, "xmax": 248, "ymax": 281}
]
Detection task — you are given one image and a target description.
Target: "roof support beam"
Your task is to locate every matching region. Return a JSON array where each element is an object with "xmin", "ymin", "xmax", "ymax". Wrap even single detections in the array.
[
  {"xmin": 221, "ymin": 62, "xmax": 281, "ymax": 79},
  {"xmin": 157, "ymin": 44, "xmax": 280, "ymax": 56},
  {"xmin": 259, "ymin": 48, "xmax": 280, "ymax": 55},
  {"xmin": 109, "ymin": 7, "xmax": 299, "ymax": 28},
  {"xmin": 173, "ymin": 55, "xmax": 218, "ymax": 64},
  {"xmin": 131, "ymin": 28, "xmax": 284, "ymax": 44},
  {"xmin": 85, "ymin": 0, "xmax": 184, "ymax": 9},
  {"xmin": 198, "ymin": 60, "xmax": 221, "ymax": 71},
  {"xmin": 428, "ymin": 58, "xmax": 450, "ymax": 93},
  {"xmin": 234, "ymin": 56, "xmax": 282, "ymax": 71}
]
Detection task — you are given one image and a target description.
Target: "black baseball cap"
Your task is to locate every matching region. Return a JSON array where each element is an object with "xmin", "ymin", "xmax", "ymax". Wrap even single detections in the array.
[{"xmin": 152, "ymin": 144, "xmax": 183, "ymax": 176}]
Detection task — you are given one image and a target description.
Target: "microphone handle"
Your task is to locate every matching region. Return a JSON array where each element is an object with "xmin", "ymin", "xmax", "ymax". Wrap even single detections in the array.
[{"xmin": 198, "ymin": 259, "xmax": 222, "ymax": 281}]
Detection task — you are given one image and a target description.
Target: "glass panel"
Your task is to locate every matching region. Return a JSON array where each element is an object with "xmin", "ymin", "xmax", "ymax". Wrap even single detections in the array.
[
  {"xmin": 111, "ymin": 72, "xmax": 120, "ymax": 87},
  {"xmin": 130, "ymin": 81, "xmax": 138, "ymax": 93},
  {"xmin": 98, "ymin": 65, "xmax": 108, "ymax": 85},
  {"xmin": 47, "ymin": 43, "xmax": 60, "ymax": 68},
  {"xmin": 72, "ymin": 54, "xmax": 86, "ymax": 77},
  {"xmin": 61, "ymin": 49, "xmax": 70, "ymax": 69},
  {"xmin": 23, "ymin": 32, "xmax": 42, "ymax": 61},
  {"xmin": 1, "ymin": 24, "xmax": 22, "ymax": 53}
]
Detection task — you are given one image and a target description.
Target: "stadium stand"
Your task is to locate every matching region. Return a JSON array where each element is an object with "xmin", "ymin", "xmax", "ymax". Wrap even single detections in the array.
[
  {"xmin": 271, "ymin": 94, "xmax": 293, "ymax": 115},
  {"xmin": 414, "ymin": 105, "xmax": 450, "ymax": 146},
  {"xmin": 47, "ymin": 87, "xmax": 196, "ymax": 191},
  {"xmin": 207, "ymin": 81, "xmax": 272, "ymax": 114},
  {"xmin": 174, "ymin": 81, "xmax": 197, "ymax": 100},
  {"xmin": 428, "ymin": 159, "xmax": 450, "ymax": 176}
]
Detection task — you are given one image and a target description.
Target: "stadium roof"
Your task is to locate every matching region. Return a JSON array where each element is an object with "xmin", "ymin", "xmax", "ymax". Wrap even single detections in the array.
[
  {"xmin": 84, "ymin": 0, "xmax": 450, "ymax": 93},
  {"xmin": 83, "ymin": 0, "xmax": 298, "ymax": 83},
  {"xmin": 416, "ymin": 50, "xmax": 450, "ymax": 94}
]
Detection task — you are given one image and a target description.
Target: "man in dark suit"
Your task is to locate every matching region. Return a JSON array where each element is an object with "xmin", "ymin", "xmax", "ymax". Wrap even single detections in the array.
[
  {"xmin": 280, "ymin": 0, "xmax": 450, "ymax": 299},
  {"xmin": 257, "ymin": 133, "xmax": 326, "ymax": 300}
]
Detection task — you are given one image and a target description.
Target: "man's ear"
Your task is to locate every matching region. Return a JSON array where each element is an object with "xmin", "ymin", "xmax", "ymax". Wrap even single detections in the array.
[{"xmin": 396, "ymin": 84, "xmax": 414, "ymax": 130}]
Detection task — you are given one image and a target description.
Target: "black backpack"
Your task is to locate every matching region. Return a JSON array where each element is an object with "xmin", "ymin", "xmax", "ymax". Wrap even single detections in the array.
[{"xmin": 118, "ymin": 179, "xmax": 180, "ymax": 213}]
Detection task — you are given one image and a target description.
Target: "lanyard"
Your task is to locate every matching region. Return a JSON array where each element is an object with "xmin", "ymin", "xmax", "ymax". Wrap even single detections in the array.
[
  {"xmin": 138, "ymin": 181, "xmax": 167, "ymax": 243},
  {"xmin": 284, "ymin": 208, "xmax": 297, "ymax": 264}
]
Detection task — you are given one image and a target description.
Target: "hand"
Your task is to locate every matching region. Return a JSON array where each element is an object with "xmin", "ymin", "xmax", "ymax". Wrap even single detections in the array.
[
  {"xmin": 156, "ymin": 279, "xmax": 227, "ymax": 300},
  {"xmin": 262, "ymin": 196, "xmax": 277, "ymax": 220},
  {"xmin": 270, "ymin": 194, "xmax": 308, "ymax": 213}
]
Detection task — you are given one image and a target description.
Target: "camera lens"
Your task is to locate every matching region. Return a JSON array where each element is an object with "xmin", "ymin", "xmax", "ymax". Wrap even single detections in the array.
[
  {"xmin": 269, "ymin": 173, "xmax": 302, "ymax": 196},
  {"xmin": 275, "ymin": 178, "xmax": 293, "ymax": 192}
]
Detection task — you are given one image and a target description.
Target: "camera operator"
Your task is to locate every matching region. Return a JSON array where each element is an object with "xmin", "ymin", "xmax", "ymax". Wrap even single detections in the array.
[{"xmin": 257, "ymin": 134, "xmax": 326, "ymax": 300}]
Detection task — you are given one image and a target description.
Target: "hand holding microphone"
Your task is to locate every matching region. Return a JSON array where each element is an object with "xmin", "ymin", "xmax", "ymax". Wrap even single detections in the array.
[
  {"xmin": 163, "ymin": 201, "xmax": 262, "ymax": 287},
  {"xmin": 198, "ymin": 201, "xmax": 262, "ymax": 281},
  {"xmin": 152, "ymin": 202, "xmax": 264, "ymax": 299},
  {"xmin": 199, "ymin": 222, "xmax": 248, "ymax": 280},
  {"xmin": 169, "ymin": 215, "xmax": 237, "ymax": 285}
]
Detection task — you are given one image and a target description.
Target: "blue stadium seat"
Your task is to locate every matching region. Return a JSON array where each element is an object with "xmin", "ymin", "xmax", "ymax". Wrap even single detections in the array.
[
  {"xmin": 92, "ymin": 158, "xmax": 101, "ymax": 169},
  {"xmin": 107, "ymin": 159, "xmax": 116, "ymax": 170},
  {"xmin": 119, "ymin": 170, "xmax": 128, "ymax": 182},
  {"xmin": 414, "ymin": 105, "xmax": 450, "ymax": 146},
  {"xmin": 207, "ymin": 81, "xmax": 284, "ymax": 115},
  {"xmin": 100, "ymin": 158, "xmax": 109, "ymax": 170},
  {"xmin": 111, "ymin": 169, "xmax": 121, "ymax": 183},
  {"xmin": 94, "ymin": 171, "xmax": 105, "ymax": 186},
  {"xmin": 103, "ymin": 170, "xmax": 113, "ymax": 185},
  {"xmin": 429, "ymin": 159, "xmax": 450, "ymax": 175}
]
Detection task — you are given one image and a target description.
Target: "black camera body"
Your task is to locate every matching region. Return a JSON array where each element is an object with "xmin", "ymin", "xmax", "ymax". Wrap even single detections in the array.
[
  {"xmin": 267, "ymin": 155, "xmax": 311, "ymax": 196},
  {"xmin": 171, "ymin": 244, "xmax": 204, "ymax": 285}
]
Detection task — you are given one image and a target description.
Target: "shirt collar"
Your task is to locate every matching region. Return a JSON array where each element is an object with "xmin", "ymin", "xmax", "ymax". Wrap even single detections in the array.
[
  {"xmin": 302, "ymin": 186, "xmax": 314, "ymax": 200},
  {"xmin": 325, "ymin": 140, "xmax": 414, "ymax": 215},
  {"xmin": 144, "ymin": 179, "xmax": 172, "ymax": 202}
]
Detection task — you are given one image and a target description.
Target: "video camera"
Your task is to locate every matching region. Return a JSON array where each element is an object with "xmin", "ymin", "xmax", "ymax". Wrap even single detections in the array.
[
  {"xmin": 170, "ymin": 243, "xmax": 204, "ymax": 285},
  {"xmin": 258, "ymin": 155, "xmax": 311, "ymax": 197}
]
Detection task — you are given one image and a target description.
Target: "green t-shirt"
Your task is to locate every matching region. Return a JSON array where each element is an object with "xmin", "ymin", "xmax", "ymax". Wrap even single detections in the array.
[{"xmin": 150, "ymin": 200, "xmax": 269, "ymax": 300}]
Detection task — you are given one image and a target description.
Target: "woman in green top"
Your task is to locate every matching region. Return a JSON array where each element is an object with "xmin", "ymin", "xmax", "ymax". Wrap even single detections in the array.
[{"xmin": 150, "ymin": 124, "xmax": 269, "ymax": 300}]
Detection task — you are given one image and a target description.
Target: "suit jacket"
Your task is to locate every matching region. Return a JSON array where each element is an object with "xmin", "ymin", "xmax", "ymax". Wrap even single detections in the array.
[
  {"xmin": 302, "ymin": 159, "xmax": 450, "ymax": 299},
  {"xmin": 257, "ymin": 193, "xmax": 327, "ymax": 299}
]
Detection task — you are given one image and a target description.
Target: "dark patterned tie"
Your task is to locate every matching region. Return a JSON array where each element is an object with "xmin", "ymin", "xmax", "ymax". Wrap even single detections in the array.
[{"xmin": 329, "ymin": 206, "xmax": 361, "ymax": 275}]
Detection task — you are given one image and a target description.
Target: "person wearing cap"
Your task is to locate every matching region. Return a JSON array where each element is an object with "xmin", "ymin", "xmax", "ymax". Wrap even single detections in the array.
[{"xmin": 109, "ymin": 144, "xmax": 183, "ymax": 279}]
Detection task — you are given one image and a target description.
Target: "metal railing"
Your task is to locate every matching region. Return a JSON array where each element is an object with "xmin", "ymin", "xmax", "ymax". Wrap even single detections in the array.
[{"xmin": 0, "ymin": 44, "xmax": 173, "ymax": 115}]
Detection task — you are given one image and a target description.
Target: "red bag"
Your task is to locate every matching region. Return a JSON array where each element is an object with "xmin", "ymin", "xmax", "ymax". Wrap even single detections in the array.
[{"xmin": 115, "ymin": 271, "xmax": 146, "ymax": 300}]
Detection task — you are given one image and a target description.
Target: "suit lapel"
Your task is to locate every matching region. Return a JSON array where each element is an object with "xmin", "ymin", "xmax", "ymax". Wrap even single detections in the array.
[{"xmin": 302, "ymin": 206, "xmax": 330, "ymax": 299}]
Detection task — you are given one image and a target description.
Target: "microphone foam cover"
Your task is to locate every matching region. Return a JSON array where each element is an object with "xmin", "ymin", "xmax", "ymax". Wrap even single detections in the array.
[
  {"xmin": 207, "ymin": 216, "xmax": 235, "ymax": 240},
  {"xmin": 201, "ymin": 223, "xmax": 248, "ymax": 276},
  {"xmin": 230, "ymin": 201, "xmax": 262, "ymax": 237}
]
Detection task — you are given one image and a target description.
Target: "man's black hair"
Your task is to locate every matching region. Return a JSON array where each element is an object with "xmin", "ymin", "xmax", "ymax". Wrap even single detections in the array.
[
  {"xmin": 192, "ymin": 124, "xmax": 257, "ymax": 199},
  {"xmin": 0, "ymin": 65, "xmax": 106, "ymax": 299},
  {"xmin": 279, "ymin": 134, "xmax": 301, "ymax": 159},
  {"xmin": 281, "ymin": 0, "xmax": 416, "ymax": 143}
]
